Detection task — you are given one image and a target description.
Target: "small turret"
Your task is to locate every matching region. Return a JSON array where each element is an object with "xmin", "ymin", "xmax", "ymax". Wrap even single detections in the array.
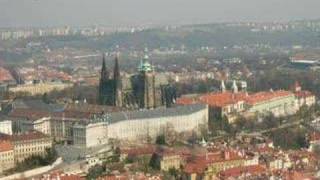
[
  {"xmin": 292, "ymin": 81, "xmax": 302, "ymax": 92},
  {"xmin": 232, "ymin": 80, "xmax": 238, "ymax": 93},
  {"xmin": 221, "ymin": 80, "xmax": 226, "ymax": 92}
]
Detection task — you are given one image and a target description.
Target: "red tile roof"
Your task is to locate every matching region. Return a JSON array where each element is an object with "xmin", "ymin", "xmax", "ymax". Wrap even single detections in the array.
[
  {"xmin": 0, "ymin": 67, "xmax": 14, "ymax": 82},
  {"xmin": 178, "ymin": 90, "xmax": 294, "ymax": 108},
  {"xmin": 176, "ymin": 97, "xmax": 198, "ymax": 105},
  {"xmin": 245, "ymin": 90, "xmax": 293, "ymax": 105},
  {"xmin": 184, "ymin": 150, "xmax": 244, "ymax": 174},
  {"xmin": 0, "ymin": 131, "xmax": 50, "ymax": 142},
  {"xmin": 219, "ymin": 165, "xmax": 266, "ymax": 178},
  {"xmin": 0, "ymin": 140, "xmax": 13, "ymax": 152},
  {"xmin": 199, "ymin": 91, "xmax": 247, "ymax": 107},
  {"xmin": 177, "ymin": 91, "xmax": 247, "ymax": 108},
  {"xmin": 284, "ymin": 171, "xmax": 316, "ymax": 180},
  {"xmin": 309, "ymin": 131, "xmax": 320, "ymax": 142},
  {"xmin": 98, "ymin": 174, "xmax": 162, "ymax": 180},
  {"xmin": 295, "ymin": 90, "xmax": 314, "ymax": 98},
  {"xmin": 121, "ymin": 145, "xmax": 156, "ymax": 156},
  {"xmin": 184, "ymin": 162, "xmax": 207, "ymax": 174},
  {"xmin": 8, "ymin": 108, "xmax": 93, "ymax": 121},
  {"xmin": 38, "ymin": 172, "xmax": 84, "ymax": 180}
]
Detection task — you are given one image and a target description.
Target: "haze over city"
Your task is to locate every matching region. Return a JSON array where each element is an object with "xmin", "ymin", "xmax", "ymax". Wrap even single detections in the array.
[
  {"xmin": 2, "ymin": 0, "xmax": 320, "ymax": 179},
  {"xmin": 1, "ymin": 0, "xmax": 320, "ymax": 27}
]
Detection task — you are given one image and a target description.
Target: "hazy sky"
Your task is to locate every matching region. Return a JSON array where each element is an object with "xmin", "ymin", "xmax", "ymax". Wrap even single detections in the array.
[{"xmin": 1, "ymin": 0, "xmax": 320, "ymax": 28}]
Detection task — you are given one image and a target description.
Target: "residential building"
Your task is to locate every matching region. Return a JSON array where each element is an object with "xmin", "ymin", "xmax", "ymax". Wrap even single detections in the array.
[
  {"xmin": 0, "ymin": 131, "xmax": 53, "ymax": 162},
  {"xmin": 151, "ymin": 149, "xmax": 184, "ymax": 171},
  {"xmin": 308, "ymin": 131, "xmax": 320, "ymax": 152},
  {"xmin": 184, "ymin": 150, "xmax": 246, "ymax": 180},
  {"xmin": 218, "ymin": 165, "xmax": 266, "ymax": 180},
  {"xmin": 0, "ymin": 140, "xmax": 14, "ymax": 173}
]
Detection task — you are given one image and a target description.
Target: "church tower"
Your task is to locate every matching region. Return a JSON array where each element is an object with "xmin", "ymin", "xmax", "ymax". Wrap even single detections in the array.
[
  {"xmin": 138, "ymin": 55, "xmax": 156, "ymax": 109},
  {"xmin": 113, "ymin": 54, "xmax": 123, "ymax": 107}
]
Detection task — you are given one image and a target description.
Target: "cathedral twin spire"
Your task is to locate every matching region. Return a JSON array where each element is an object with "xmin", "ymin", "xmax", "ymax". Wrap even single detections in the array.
[
  {"xmin": 100, "ymin": 53, "xmax": 120, "ymax": 82},
  {"xmin": 99, "ymin": 53, "xmax": 122, "ymax": 106}
]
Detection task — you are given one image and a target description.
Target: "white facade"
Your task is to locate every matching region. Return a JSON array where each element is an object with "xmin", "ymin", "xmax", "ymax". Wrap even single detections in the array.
[
  {"xmin": 20, "ymin": 117, "xmax": 51, "ymax": 135},
  {"xmin": 107, "ymin": 107, "xmax": 208, "ymax": 141},
  {"xmin": 73, "ymin": 122, "xmax": 108, "ymax": 148},
  {"xmin": 72, "ymin": 104, "xmax": 208, "ymax": 146},
  {"xmin": 0, "ymin": 120, "xmax": 13, "ymax": 135}
]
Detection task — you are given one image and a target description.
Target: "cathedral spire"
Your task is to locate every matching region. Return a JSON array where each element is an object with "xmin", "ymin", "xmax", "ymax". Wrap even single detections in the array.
[
  {"xmin": 114, "ymin": 53, "xmax": 122, "ymax": 107},
  {"xmin": 113, "ymin": 53, "xmax": 120, "ymax": 81},
  {"xmin": 101, "ymin": 53, "xmax": 109, "ymax": 81}
]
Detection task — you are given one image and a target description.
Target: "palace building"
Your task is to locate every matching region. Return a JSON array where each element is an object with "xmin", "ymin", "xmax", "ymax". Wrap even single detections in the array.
[{"xmin": 177, "ymin": 81, "xmax": 315, "ymax": 122}]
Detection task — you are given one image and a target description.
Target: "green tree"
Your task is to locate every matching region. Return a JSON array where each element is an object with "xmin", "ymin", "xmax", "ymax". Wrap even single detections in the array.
[
  {"xmin": 42, "ymin": 92, "xmax": 50, "ymax": 104},
  {"xmin": 86, "ymin": 164, "xmax": 105, "ymax": 180},
  {"xmin": 155, "ymin": 134, "xmax": 166, "ymax": 145}
]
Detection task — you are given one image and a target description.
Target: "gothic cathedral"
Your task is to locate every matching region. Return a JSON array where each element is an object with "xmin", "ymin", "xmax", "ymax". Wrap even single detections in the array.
[{"xmin": 98, "ymin": 54, "xmax": 176, "ymax": 109}]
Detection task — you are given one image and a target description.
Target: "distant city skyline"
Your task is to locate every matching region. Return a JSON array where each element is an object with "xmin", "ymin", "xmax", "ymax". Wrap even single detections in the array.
[{"xmin": 1, "ymin": 0, "xmax": 320, "ymax": 28}]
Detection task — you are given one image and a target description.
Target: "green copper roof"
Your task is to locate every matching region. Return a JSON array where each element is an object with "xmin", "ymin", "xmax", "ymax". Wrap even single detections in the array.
[{"xmin": 138, "ymin": 55, "xmax": 154, "ymax": 72}]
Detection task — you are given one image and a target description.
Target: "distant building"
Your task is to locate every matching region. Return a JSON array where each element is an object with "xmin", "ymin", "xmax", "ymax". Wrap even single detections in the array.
[
  {"xmin": 9, "ymin": 82, "xmax": 72, "ymax": 96},
  {"xmin": 8, "ymin": 101, "xmax": 121, "ymax": 143},
  {"xmin": 0, "ymin": 120, "xmax": 12, "ymax": 135},
  {"xmin": 0, "ymin": 67, "xmax": 16, "ymax": 86},
  {"xmin": 98, "ymin": 54, "xmax": 176, "ymax": 109},
  {"xmin": 245, "ymin": 90, "xmax": 296, "ymax": 117}
]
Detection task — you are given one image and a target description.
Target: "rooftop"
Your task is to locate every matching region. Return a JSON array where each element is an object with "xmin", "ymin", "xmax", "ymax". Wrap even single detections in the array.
[
  {"xmin": 199, "ymin": 91, "xmax": 247, "ymax": 107},
  {"xmin": 0, "ymin": 131, "xmax": 50, "ymax": 142},
  {"xmin": 96, "ymin": 104, "xmax": 207, "ymax": 124},
  {"xmin": 184, "ymin": 150, "xmax": 244, "ymax": 174},
  {"xmin": 294, "ymin": 90, "xmax": 314, "ymax": 98},
  {"xmin": 243, "ymin": 90, "xmax": 293, "ymax": 105},
  {"xmin": 219, "ymin": 165, "xmax": 266, "ymax": 178},
  {"xmin": 0, "ymin": 140, "xmax": 13, "ymax": 152}
]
